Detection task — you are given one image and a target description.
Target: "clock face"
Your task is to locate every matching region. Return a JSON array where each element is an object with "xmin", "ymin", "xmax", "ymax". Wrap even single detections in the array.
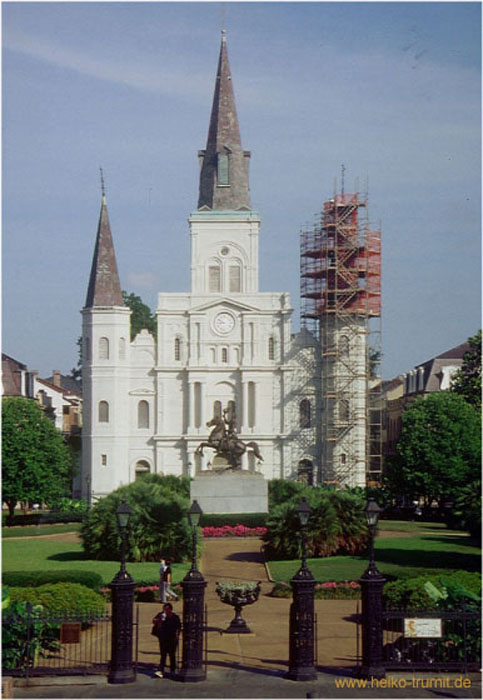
[{"xmin": 214, "ymin": 312, "xmax": 235, "ymax": 335}]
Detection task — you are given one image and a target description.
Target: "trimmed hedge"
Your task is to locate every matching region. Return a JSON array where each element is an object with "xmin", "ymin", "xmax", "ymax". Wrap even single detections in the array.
[
  {"xmin": 9, "ymin": 583, "xmax": 106, "ymax": 617},
  {"xmin": 2, "ymin": 512, "xmax": 85, "ymax": 527},
  {"xmin": 199, "ymin": 513, "xmax": 267, "ymax": 528},
  {"xmin": 383, "ymin": 571, "xmax": 482, "ymax": 609},
  {"xmin": 2, "ymin": 570, "xmax": 103, "ymax": 592}
]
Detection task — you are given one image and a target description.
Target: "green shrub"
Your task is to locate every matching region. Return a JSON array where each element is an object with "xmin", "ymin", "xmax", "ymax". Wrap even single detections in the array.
[
  {"xmin": 9, "ymin": 583, "xmax": 106, "ymax": 617},
  {"xmin": 383, "ymin": 571, "xmax": 482, "ymax": 609},
  {"xmin": 2, "ymin": 601, "xmax": 60, "ymax": 670},
  {"xmin": 263, "ymin": 486, "xmax": 369, "ymax": 559},
  {"xmin": 80, "ymin": 474, "xmax": 192, "ymax": 562},
  {"xmin": 3, "ymin": 570, "xmax": 103, "ymax": 592}
]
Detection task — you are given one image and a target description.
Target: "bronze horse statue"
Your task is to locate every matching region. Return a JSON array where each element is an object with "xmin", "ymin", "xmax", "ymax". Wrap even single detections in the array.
[{"xmin": 195, "ymin": 413, "xmax": 263, "ymax": 470}]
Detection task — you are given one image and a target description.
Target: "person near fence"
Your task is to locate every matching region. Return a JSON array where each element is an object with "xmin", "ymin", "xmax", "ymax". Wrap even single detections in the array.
[
  {"xmin": 159, "ymin": 556, "xmax": 167, "ymax": 603},
  {"xmin": 164, "ymin": 559, "xmax": 179, "ymax": 601},
  {"xmin": 153, "ymin": 603, "xmax": 182, "ymax": 678}
]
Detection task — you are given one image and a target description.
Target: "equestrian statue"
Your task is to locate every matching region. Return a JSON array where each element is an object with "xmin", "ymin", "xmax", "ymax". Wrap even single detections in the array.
[{"xmin": 195, "ymin": 404, "xmax": 263, "ymax": 470}]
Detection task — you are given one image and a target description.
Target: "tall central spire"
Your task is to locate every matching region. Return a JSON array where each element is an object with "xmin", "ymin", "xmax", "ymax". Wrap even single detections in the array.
[{"xmin": 197, "ymin": 30, "xmax": 251, "ymax": 211}]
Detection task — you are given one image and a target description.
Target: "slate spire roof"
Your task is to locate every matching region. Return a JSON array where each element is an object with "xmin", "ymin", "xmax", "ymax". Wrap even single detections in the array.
[
  {"xmin": 85, "ymin": 194, "xmax": 124, "ymax": 308},
  {"xmin": 197, "ymin": 30, "xmax": 251, "ymax": 211}
]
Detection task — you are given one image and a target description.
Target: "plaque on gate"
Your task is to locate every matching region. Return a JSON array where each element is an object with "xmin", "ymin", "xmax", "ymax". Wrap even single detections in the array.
[
  {"xmin": 60, "ymin": 622, "xmax": 81, "ymax": 644},
  {"xmin": 404, "ymin": 618, "xmax": 442, "ymax": 638}
]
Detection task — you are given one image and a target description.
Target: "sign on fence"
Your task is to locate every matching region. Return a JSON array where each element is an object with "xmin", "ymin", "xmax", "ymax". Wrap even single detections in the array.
[{"xmin": 404, "ymin": 618, "xmax": 442, "ymax": 638}]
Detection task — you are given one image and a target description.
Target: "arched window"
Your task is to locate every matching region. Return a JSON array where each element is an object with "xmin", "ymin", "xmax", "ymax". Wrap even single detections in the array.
[
  {"xmin": 268, "ymin": 336, "xmax": 275, "ymax": 360},
  {"xmin": 339, "ymin": 335, "xmax": 350, "ymax": 355},
  {"xmin": 174, "ymin": 337, "xmax": 181, "ymax": 361},
  {"xmin": 340, "ymin": 398, "xmax": 350, "ymax": 423},
  {"xmin": 221, "ymin": 347, "xmax": 228, "ymax": 363},
  {"xmin": 98, "ymin": 401, "xmax": 109, "ymax": 423},
  {"xmin": 217, "ymin": 153, "xmax": 230, "ymax": 186},
  {"xmin": 299, "ymin": 399, "xmax": 311, "ymax": 429},
  {"xmin": 119, "ymin": 337, "xmax": 126, "ymax": 360},
  {"xmin": 99, "ymin": 337, "xmax": 109, "ymax": 360},
  {"xmin": 135, "ymin": 460, "xmax": 150, "ymax": 480},
  {"xmin": 229, "ymin": 265, "xmax": 241, "ymax": 292},
  {"xmin": 138, "ymin": 400, "xmax": 149, "ymax": 429},
  {"xmin": 209, "ymin": 265, "xmax": 221, "ymax": 292}
]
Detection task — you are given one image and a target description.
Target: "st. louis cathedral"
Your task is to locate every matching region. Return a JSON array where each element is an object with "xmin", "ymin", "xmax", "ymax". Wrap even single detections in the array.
[{"xmin": 81, "ymin": 32, "xmax": 369, "ymax": 501}]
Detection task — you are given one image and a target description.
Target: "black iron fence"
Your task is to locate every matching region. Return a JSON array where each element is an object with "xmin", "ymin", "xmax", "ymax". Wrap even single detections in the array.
[
  {"xmin": 382, "ymin": 604, "xmax": 481, "ymax": 673},
  {"xmin": 2, "ymin": 603, "xmax": 139, "ymax": 679}
]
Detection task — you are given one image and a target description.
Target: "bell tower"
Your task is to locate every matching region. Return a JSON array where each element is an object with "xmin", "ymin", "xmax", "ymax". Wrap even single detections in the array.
[
  {"xmin": 190, "ymin": 30, "xmax": 260, "ymax": 297},
  {"xmin": 81, "ymin": 188, "xmax": 131, "ymax": 502}
]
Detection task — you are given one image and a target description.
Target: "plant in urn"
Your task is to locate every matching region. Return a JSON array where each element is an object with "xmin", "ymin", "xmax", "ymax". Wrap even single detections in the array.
[{"xmin": 216, "ymin": 581, "xmax": 261, "ymax": 634}]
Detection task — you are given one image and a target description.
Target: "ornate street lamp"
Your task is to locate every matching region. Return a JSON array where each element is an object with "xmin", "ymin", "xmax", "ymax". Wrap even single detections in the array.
[
  {"xmin": 359, "ymin": 498, "xmax": 386, "ymax": 680},
  {"xmin": 178, "ymin": 499, "xmax": 207, "ymax": 683},
  {"xmin": 108, "ymin": 500, "xmax": 136, "ymax": 684},
  {"xmin": 286, "ymin": 497, "xmax": 317, "ymax": 681}
]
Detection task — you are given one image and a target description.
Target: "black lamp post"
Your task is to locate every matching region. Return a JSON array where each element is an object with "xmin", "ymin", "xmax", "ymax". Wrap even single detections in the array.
[
  {"xmin": 178, "ymin": 499, "xmax": 207, "ymax": 683},
  {"xmin": 359, "ymin": 498, "xmax": 386, "ymax": 680},
  {"xmin": 108, "ymin": 500, "xmax": 136, "ymax": 684},
  {"xmin": 286, "ymin": 497, "xmax": 317, "ymax": 681}
]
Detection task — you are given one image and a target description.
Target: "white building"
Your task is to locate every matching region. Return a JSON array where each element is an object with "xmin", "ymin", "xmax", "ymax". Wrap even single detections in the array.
[{"xmin": 81, "ymin": 32, "xmax": 321, "ymax": 500}]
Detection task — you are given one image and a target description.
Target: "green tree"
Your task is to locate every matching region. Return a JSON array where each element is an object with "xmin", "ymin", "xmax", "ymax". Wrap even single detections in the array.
[
  {"xmin": 451, "ymin": 330, "xmax": 481, "ymax": 409},
  {"xmin": 2, "ymin": 398, "xmax": 73, "ymax": 519},
  {"xmin": 122, "ymin": 291, "xmax": 157, "ymax": 340},
  {"xmin": 384, "ymin": 392, "xmax": 481, "ymax": 508},
  {"xmin": 80, "ymin": 474, "xmax": 192, "ymax": 562}
]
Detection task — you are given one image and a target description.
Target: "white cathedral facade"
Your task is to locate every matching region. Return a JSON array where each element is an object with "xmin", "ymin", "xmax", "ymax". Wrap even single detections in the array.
[{"xmin": 81, "ymin": 33, "xmax": 364, "ymax": 501}]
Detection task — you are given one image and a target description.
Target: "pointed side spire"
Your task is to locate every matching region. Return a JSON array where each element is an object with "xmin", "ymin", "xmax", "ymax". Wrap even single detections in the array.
[
  {"xmin": 85, "ymin": 193, "xmax": 124, "ymax": 308},
  {"xmin": 198, "ymin": 31, "xmax": 251, "ymax": 210}
]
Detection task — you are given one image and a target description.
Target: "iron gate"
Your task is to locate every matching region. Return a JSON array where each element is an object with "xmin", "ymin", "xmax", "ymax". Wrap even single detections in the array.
[
  {"xmin": 2, "ymin": 603, "xmax": 140, "ymax": 680},
  {"xmin": 382, "ymin": 604, "xmax": 481, "ymax": 672}
]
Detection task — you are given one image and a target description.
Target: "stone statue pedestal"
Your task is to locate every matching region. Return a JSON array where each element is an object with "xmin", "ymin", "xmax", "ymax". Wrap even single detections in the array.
[{"xmin": 190, "ymin": 468, "xmax": 268, "ymax": 514}]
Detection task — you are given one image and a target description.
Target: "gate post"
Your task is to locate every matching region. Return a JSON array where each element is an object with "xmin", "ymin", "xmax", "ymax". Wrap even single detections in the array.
[
  {"xmin": 108, "ymin": 573, "xmax": 136, "ymax": 684},
  {"xmin": 359, "ymin": 498, "xmax": 386, "ymax": 680},
  {"xmin": 108, "ymin": 500, "xmax": 136, "ymax": 684},
  {"xmin": 178, "ymin": 500, "xmax": 207, "ymax": 682},
  {"xmin": 286, "ymin": 568, "xmax": 317, "ymax": 680},
  {"xmin": 285, "ymin": 498, "xmax": 317, "ymax": 681}
]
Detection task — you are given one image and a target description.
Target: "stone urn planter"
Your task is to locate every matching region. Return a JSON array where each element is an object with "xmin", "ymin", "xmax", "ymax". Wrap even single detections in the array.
[{"xmin": 215, "ymin": 581, "xmax": 262, "ymax": 634}]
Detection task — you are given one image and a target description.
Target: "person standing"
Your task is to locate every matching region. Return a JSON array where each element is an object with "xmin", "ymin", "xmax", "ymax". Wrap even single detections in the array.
[
  {"xmin": 164, "ymin": 559, "xmax": 179, "ymax": 601},
  {"xmin": 153, "ymin": 603, "xmax": 181, "ymax": 678},
  {"xmin": 159, "ymin": 556, "xmax": 167, "ymax": 603}
]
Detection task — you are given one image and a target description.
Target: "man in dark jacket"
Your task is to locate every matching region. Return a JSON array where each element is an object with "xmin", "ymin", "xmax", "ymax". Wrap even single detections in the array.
[{"xmin": 153, "ymin": 603, "xmax": 181, "ymax": 678}]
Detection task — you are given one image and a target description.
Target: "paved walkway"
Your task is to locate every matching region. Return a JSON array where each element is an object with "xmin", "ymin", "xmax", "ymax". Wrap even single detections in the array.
[{"xmin": 9, "ymin": 538, "xmax": 482, "ymax": 698}]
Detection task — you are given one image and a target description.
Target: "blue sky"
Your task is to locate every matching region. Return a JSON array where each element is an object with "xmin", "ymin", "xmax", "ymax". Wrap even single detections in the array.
[{"xmin": 3, "ymin": 1, "xmax": 481, "ymax": 379}]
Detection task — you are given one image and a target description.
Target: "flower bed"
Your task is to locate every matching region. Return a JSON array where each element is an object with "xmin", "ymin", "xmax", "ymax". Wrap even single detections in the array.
[
  {"xmin": 100, "ymin": 584, "xmax": 183, "ymax": 603},
  {"xmin": 269, "ymin": 580, "xmax": 361, "ymax": 600},
  {"xmin": 202, "ymin": 524, "xmax": 268, "ymax": 538}
]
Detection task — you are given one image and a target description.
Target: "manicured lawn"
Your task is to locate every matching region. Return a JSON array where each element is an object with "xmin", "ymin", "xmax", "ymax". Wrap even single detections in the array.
[
  {"xmin": 378, "ymin": 520, "xmax": 462, "ymax": 534},
  {"xmin": 2, "ymin": 523, "xmax": 82, "ymax": 538},
  {"xmin": 267, "ymin": 532, "xmax": 481, "ymax": 583},
  {"xmin": 2, "ymin": 539, "xmax": 189, "ymax": 586}
]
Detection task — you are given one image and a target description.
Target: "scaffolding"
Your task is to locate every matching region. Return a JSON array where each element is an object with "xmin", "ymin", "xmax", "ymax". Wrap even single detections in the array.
[{"xmin": 300, "ymin": 191, "xmax": 382, "ymax": 486}]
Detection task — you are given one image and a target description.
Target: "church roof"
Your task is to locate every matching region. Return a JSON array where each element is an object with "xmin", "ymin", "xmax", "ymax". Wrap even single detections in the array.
[
  {"xmin": 85, "ymin": 195, "xmax": 124, "ymax": 308},
  {"xmin": 197, "ymin": 30, "xmax": 251, "ymax": 211}
]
